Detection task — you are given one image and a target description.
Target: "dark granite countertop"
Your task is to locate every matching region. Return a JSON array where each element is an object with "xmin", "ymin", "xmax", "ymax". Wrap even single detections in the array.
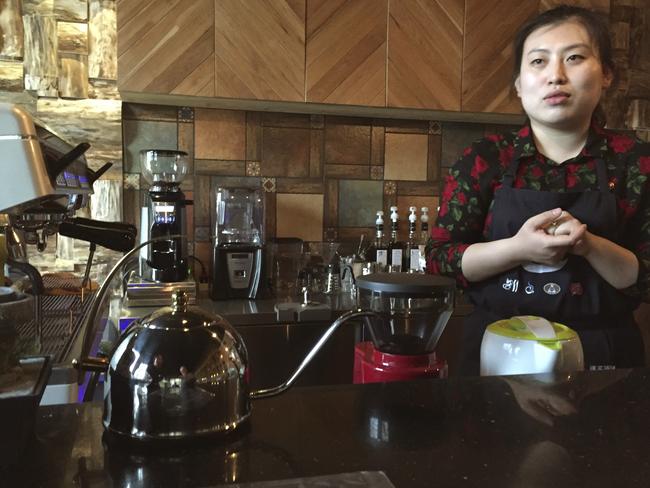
[{"xmin": 3, "ymin": 368, "xmax": 650, "ymax": 487}]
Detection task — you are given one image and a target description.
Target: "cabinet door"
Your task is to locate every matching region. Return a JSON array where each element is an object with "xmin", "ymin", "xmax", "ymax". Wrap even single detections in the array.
[
  {"xmin": 388, "ymin": 0, "xmax": 464, "ymax": 111},
  {"xmin": 117, "ymin": 0, "xmax": 215, "ymax": 96},
  {"xmin": 306, "ymin": 0, "xmax": 387, "ymax": 106},
  {"xmin": 462, "ymin": 0, "xmax": 538, "ymax": 114},
  {"xmin": 215, "ymin": 0, "xmax": 306, "ymax": 101}
]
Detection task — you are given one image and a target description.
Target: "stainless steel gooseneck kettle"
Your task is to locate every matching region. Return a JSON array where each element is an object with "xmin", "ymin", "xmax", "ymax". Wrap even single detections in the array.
[{"xmin": 72, "ymin": 237, "xmax": 378, "ymax": 441}]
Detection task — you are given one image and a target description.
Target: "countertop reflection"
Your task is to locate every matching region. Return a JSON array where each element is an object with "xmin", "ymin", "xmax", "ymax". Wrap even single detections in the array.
[{"xmin": 3, "ymin": 368, "xmax": 650, "ymax": 487}]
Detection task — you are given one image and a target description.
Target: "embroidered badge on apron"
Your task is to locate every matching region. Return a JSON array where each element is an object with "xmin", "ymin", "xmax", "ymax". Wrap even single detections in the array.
[{"xmin": 543, "ymin": 283, "xmax": 561, "ymax": 295}]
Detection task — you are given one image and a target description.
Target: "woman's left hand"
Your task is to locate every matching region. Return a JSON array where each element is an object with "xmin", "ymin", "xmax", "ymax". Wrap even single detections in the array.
[{"xmin": 548, "ymin": 211, "xmax": 590, "ymax": 256}]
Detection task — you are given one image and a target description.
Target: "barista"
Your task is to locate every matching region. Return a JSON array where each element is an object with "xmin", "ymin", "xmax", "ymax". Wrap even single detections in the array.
[{"xmin": 427, "ymin": 5, "xmax": 650, "ymax": 375}]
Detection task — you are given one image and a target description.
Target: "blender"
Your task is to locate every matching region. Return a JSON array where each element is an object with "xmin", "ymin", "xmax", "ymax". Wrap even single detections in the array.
[
  {"xmin": 352, "ymin": 273, "xmax": 455, "ymax": 383},
  {"xmin": 211, "ymin": 187, "xmax": 264, "ymax": 300}
]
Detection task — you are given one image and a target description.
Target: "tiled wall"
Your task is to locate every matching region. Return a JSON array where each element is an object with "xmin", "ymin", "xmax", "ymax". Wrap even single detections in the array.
[{"xmin": 122, "ymin": 103, "xmax": 520, "ymax": 274}]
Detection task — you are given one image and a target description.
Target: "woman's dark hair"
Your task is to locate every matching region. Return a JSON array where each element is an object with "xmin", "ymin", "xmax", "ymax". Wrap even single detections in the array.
[{"xmin": 512, "ymin": 5, "xmax": 616, "ymax": 84}]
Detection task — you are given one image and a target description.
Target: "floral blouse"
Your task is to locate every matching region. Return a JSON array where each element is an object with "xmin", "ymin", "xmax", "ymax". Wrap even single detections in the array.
[{"xmin": 426, "ymin": 120, "xmax": 650, "ymax": 300}]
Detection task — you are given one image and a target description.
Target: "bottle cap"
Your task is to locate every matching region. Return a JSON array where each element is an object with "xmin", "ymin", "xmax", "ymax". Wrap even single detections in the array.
[
  {"xmin": 408, "ymin": 206, "xmax": 417, "ymax": 223},
  {"xmin": 421, "ymin": 207, "xmax": 429, "ymax": 223},
  {"xmin": 375, "ymin": 211, "xmax": 384, "ymax": 225},
  {"xmin": 390, "ymin": 206, "xmax": 398, "ymax": 222}
]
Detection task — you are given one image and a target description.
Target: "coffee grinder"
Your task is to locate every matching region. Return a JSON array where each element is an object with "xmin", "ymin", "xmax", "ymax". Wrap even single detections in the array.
[
  {"xmin": 138, "ymin": 149, "xmax": 191, "ymax": 283},
  {"xmin": 210, "ymin": 187, "xmax": 264, "ymax": 300},
  {"xmin": 352, "ymin": 273, "xmax": 455, "ymax": 383}
]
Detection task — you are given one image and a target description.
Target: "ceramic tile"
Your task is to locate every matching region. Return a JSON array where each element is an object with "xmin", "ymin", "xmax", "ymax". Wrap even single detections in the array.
[
  {"xmin": 195, "ymin": 108, "xmax": 246, "ymax": 160},
  {"xmin": 370, "ymin": 166, "xmax": 384, "ymax": 180},
  {"xmin": 246, "ymin": 112, "xmax": 262, "ymax": 161},
  {"xmin": 261, "ymin": 127, "xmax": 310, "ymax": 177},
  {"xmin": 122, "ymin": 103, "xmax": 178, "ymax": 121},
  {"xmin": 57, "ymin": 21, "xmax": 87, "ymax": 53},
  {"xmin": 262, "ymin": 112, "xmax": 311, "ymax": 128},
  {"xmin": 428, "ymin": 134, "xmax": 442, "ymax": 181},
  {"xmin": 324, "ymin": 164, "xmax": 369, "ymax": 179},
  {"xmin": 0, "ymin": 60, "xmax": 23, "ymax": 91},
  {"xmin": 178, "ymin": 106, "xmax": 194, "ymax": 122},
  {"xmin": 325, "ymin": 122, "xmax": 371, "ymax": 165},
  {"xmin": 122, "ymin": 119, "xmax": 177, "ymax": 173},
  {"xmin": 429, "ymin": 121, "xmax": 442, "ymax": 135},
  {"xmin": 276, "ymin": 193, "xmax": 324, "ymax": 242},
  {"xmin": 0, "ymin": 0, "xmax": 23, "ymax": 58},
  {"xmin": 384, "ymin": 133, "xmax": 428, "ymax": 181},
  {"xmin": 54, "ymin": 0, "xmax": 87, "ymax": 22},
  {"xmin": 246, "ymin": 161, "xmax": 261, "ymax": 177},
  {"xmin": 441, "ymin": 122, "xmax": 485, "ymax": 168},
  {"xmin": 338, "ymin": 180, "xmax": 383, "ymax": 227},
  {"xmin": 193, "ymin": 175, "xmax": 211, "ymax": 226},
  {"xmin": 276, "ymin": 179, "xmax": 323, "ymax": 194},
  {"xmin": 195, "ymin": 160, "xmax": 245, "ymax": 175},
  {"xmin": 58, "ymin": 52, "xmax": 88, "ymax": 98},
  {"xmin": 370, "ymin": 126, "xmax": 385, "ymax": 166},
  {"xmin": 310, "ymin": 129, "xmax": 323, "ymax": 178}
]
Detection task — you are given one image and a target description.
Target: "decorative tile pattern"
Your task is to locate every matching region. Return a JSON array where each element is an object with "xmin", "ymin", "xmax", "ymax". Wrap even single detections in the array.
[
  {"xmin": 324, "ymin": 227, "xmax": 338, "ymax": 241},
  {"xmin": 195, "ymin": 108, "xmax": 246, "ymax": 160},
  {"xmin": 262, "ymin": 177, "xmax": 276, "ymax": 193},
  {"xmin": 370, "ymin": 165, "xmax": 384, "ymax": 180},
  {"xmin": 276, "ymin": 193, "xmax": 324, "ymax": 242},
  {"xmin": 384, "ymin": 181, "xmax": 396, "ymax": 195},
  {"xmin": 429, "ymin": 121, "xmax": 442, "ymax": 135},
  {"xmin": 246, "ymin": 161, "xmax": 261, "ymax": 177},
  {"xmin": 123, "ymin": 173, "xmax": 140, "ymax": 190},
  {"xmin": 384, "ymin": 132, "xmax": 428, "ymax": 181},
  {"xmin": 122, "ymin": 119, "xmax": 178, "ymax": 173},
  {"xmin": 178, "ymin": 106, "xmax": 194, "ymax": 122},
  {"xmin": 338, "ymin": 180, "xmax": 383, "ymax": 227}
]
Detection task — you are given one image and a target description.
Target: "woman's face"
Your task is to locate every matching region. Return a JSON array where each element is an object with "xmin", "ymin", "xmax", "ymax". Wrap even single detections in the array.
[{"xmin": 515, "ymin": 20, "xmax": 612, "ymax": 131}]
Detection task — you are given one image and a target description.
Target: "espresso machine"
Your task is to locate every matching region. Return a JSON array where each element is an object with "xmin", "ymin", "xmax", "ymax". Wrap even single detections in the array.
[
  {"xmin": 352, "ymin": 273, "xmax": 455, "ymax": 383},
  {"xmin": 211, "ymin": 187, "xmax": 264, "ymax": 300},
  {"xmin": 0, "ymin": 103, "xmax": 136, "ymax": 407},
  {"xmin": 125, "ymin": 150, "xmax": 196, "ymax": 306}
]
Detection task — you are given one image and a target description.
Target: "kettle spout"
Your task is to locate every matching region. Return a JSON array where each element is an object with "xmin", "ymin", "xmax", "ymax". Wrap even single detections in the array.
[{"xmin": 249, "ymin": 309, "xmax": 380, "ymax": 399}]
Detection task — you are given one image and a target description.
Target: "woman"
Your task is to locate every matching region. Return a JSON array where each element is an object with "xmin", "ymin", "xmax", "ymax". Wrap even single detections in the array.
[{"xmin": 427, "ymin": 5, "xmax": 650, "ymax": 375}]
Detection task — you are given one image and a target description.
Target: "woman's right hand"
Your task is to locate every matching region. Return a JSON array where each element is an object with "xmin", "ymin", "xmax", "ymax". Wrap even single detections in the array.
[{"xmin": 512, "ymin": 208, "xmax": 586, "ymax": 266}]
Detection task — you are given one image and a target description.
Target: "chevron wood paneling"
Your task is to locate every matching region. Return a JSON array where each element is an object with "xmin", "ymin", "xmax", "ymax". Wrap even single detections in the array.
[
  {"xmin": 388, "ymin": 0, "xmax": 464, "ymax": 110},
  {"xmin": 215, "ymin": 0, "xmax": 305, "ymax": 101},
  {"xmin": 462, "ymin": 0, "xmax": 538, "ymax": 114},
  {"xmin": 540, "ymin": 0, "xmax": 610, "ymax": 12},
  {"xmin": 306, "ymin": 0, "xmax": 387, "ymax": 106},
  {"xmin": 117, "ymin": 0, "xmax": 214, "ymax": 96}
]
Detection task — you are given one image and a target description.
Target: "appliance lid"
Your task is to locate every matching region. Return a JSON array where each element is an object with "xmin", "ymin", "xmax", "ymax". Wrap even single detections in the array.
[
  {"xmin": 356, "ymin": 273, "xmax": 455, "ymax": 295},
  {"xmin": 486, "ymin": 316, "xmax": 578, "ymax": 343}
]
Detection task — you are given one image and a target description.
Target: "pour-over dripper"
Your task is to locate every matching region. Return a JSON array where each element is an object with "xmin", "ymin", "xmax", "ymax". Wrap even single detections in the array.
[
  {"xmin": 140, "ymin": 149, "xmax": 189, "ymax": 186},
  {"xmin": 356, "ymin": 273, "xmax": 455, "ymax": 355}
]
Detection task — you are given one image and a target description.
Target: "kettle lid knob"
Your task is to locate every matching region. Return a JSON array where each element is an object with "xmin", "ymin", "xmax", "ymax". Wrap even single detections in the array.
[{"xmin": 171, "ymin": 290, "xmax": 188, "ymax": 312}]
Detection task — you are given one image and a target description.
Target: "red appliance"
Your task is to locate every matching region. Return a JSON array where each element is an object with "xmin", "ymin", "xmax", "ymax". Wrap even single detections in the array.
[
  {"xmin": 351, "ymin": 273, "xmax": 455, "ymax": 385},
  {"xmin": 353, "ymin": 341, "xmax": 447, "ymax": 384}
]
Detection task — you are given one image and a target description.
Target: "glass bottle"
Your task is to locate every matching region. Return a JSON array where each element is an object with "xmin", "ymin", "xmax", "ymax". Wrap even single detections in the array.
[
  {"xmin": 418, "ymin": 207, "xmax": 429, "ymax": 272},
  {"xmin": 388, "ymin": 206, "xmax": 403, "ymax": 272},
  {"xmin": 406, "ymin": 206, "xmax": 420, "ymax": 272}
]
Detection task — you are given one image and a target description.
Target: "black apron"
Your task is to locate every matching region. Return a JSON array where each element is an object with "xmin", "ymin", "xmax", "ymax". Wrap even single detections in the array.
[{"xmin": 460, "ymin": 155, "xmax": 644, "ymax": 375}]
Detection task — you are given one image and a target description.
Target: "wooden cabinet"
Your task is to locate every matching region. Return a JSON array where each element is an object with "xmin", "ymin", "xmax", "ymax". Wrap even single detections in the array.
[
  {"xmin": 215, "ymin": 0, "xmax": 306, "ymax": 101},
  {"xmin": 117, "ymin": 0, "xmax": 613, "ymax": 115},
  {"xmin": 306, "ymin": 0, "xmax": 387, "ymax": 106},
  {"xmin": 461, "ymin": 0, "xmax": 537, "ymax": 114},
  {"xmin": 387, "ymin": 0, "xmax": 464, "ymax": 111},
  {"xmin": 117, "ymin": 0, "xmax": 215, "ymax": 97}
]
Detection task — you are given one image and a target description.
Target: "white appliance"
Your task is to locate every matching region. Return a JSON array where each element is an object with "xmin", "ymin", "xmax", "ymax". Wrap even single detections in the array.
[{"xmin": 480, "ymin": 315, "xmax": 584, "ymax": 376}]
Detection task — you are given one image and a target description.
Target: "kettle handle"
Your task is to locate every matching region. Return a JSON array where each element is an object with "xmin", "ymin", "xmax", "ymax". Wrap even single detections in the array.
[{"xmin": 249, "ymin": 309, "xmax": 380, "ymax": 399}]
